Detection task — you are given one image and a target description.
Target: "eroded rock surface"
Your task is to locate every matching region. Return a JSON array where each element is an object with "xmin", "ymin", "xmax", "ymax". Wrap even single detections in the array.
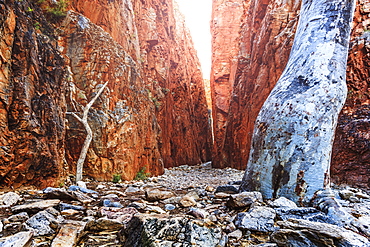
[{"xmin": 0, "ymin": 0, "xmax": 211, "ymax": 187}]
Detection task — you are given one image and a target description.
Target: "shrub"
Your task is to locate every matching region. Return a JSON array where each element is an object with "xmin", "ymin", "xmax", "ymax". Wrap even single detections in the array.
[
  {"xmin": 134, "ymin": 167, "xmax": 150, "ymax": 180},
  {"xmin": 112, "ymin": 173, "xmax": 122, "ymax": 183}
]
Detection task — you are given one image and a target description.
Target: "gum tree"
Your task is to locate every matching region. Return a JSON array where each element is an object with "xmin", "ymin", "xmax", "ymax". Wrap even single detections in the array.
[{"xmin": 240, "ymin": 0, "xmax": 356, "ymax": 204}]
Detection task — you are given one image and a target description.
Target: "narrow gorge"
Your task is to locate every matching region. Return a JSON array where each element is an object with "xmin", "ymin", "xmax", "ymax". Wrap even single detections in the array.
[{"xmin": 0, "ymin": 0, "xmax": 370, "ymax": 246}]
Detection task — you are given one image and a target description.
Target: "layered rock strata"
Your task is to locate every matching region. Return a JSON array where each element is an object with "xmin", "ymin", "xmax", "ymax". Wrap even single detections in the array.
[{"xmin": 0, "ymin": 0, "xmax": 67, "ymax": 187}]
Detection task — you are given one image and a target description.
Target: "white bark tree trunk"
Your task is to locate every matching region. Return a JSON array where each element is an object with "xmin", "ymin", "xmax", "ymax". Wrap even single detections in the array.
[
  {"xmin": 240, "ymin": 0, "xmax": 356, "ymax": 204},
  {"xmin": 68, "ymin": 81, "xmax": 108, "ymax": 182}
]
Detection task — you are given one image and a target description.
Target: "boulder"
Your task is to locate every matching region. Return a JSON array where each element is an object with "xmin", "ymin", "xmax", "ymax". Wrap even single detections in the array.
[
  {"xmin": 215, "ymin": 185, "xmax": 239, "ymax": 194},
  {"xmin": 269, "ymin": 197, "xmax": 297, "ymax": 208},
  {"xmin": 24, "ymin": 210, "xmax": 63, "ymax": 236},
  {"xmin": 179, "ymin": 195, "xmax": 197, "ymax": 208},
  {"xmin": 235, "ymin": 206, "xmax": 276, "ymax": 232},
  {"xmin": 145, "ymin": 189, "xmax": 175, "ymax": 202},
  {"xmin": 124, "ymin": 214, "xmax": 226, "ymax": 247},
  {"xmin": 227, "ymin": 192, "xmax": 263, "ymax": 209}
]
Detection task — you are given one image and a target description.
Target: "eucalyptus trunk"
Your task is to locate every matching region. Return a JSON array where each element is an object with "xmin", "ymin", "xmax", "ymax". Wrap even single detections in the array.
[{"xmin": 240, "ymin": 0, "xmax": 356, "ymax": 204}]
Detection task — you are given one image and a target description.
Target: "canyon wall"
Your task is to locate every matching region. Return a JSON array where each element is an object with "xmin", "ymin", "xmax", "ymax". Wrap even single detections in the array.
[
  {"xmin": 0, "ymin": 0, "xmax": 211, "ymax": 188},
  {"xmin": 331, "ymin": 0, "xmax": 370, "ymax": 189},
  {"xmin": 211, "ymin": 0, "xmax": 301, "ymax": 169},
  {"xmin": 211, "ymin": 0, "xmax": 369, "ymax": 189}
]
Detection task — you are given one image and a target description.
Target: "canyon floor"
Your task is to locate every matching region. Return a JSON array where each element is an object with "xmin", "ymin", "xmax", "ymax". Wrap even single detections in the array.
[{"xmin": 0, "ymin": 162, "xmax": 369, "ymax": 246}]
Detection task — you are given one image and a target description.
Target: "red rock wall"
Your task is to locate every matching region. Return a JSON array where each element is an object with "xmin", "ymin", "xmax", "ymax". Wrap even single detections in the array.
[
  {"xmin": 331, "ymin": 0, "xmax": 370, "ymax": 189},
  {"xmin": 0, "ymin": 0, "xmax": 211, "ymax": 188},
  {"xmin": 211, "ymin": 0, "xmax": 301, "ymax": 169},
  {"xmin": 210, "ymin": 0, "xmax": 244, "ymax": 168},
  {"xmin": 72, "ymin": 0, "xmax": 212, "ymax": 167},
  {"xmin": 0, "ymin": 0, "xmax": 67, "ymax": 188}
]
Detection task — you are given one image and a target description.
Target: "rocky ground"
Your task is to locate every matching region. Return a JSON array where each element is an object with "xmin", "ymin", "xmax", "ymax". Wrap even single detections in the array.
[{"xmin": 0, "ymin": 162, "xmax": 369, "ymax": 246}]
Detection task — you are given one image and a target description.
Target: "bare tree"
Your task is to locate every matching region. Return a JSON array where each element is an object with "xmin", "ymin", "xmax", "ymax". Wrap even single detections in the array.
[
  {"xmin": 67, "ymin": 81, "xmax": 109, "ymax": 182},
  {"xmin": 240, "ymin": 0, "xmax": 356, "ymax": 204}
]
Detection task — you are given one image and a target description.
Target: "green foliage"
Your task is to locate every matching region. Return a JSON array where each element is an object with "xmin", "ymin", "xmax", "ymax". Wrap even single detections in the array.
[
  {"xmin": 134, "ymin": 167, "xmax": 150, "ymax": 180},
  {"xmin": 34, "ymin": 22, "xmax": 41, "ymax": 30},
  {"xmin": 26, "ymin": 6, "xmax": 34, "ymax": 12},
  {"xmin": 112, "ymin": 173, "xmax": 122, "ymax": 183},
  {"xmin": 47, "ymin": 0, "xmax": 68, "ymax": 21}
]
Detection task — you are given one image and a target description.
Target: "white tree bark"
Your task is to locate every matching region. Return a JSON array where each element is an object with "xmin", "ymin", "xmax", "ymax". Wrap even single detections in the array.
[
  {"xmin": 67, "ymin": 81, "xmax": 108, "ymax": 182},
  {"xmin": 240, "ymin": 0, "xmax": 356, "ymax": 204}
]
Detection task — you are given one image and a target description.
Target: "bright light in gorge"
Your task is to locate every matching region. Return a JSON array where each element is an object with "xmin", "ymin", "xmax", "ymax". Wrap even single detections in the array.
[{"xmin": 176, "ymin": 0, "xmax": 212, "ymax": 80}]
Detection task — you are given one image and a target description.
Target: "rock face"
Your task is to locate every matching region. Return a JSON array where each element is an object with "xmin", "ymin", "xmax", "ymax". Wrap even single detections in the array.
[
  {"xmin": 331, "ymin": 0, "xmax": 370, "ymax": 190},
  {"xmin": 72, "ymin": 0, "xmax": 213, "ymax": 168},
  {"xmin": 0, "ymin": 0, "xmax": 211, "ymax": 187},
  {"xmin": 210, "ymin": 0, "xmax": 244, "ymax": 167},
  {"xmin": 210, "ymin": 0, "xmax": 301, "ymax": 169},
  {"xmin": 0, "ymin": 0, "xmax": 67, "ymax": 188}
]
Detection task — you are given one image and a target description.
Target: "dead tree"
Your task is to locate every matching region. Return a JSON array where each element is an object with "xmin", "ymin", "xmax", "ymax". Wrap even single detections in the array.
[
  {"xmin": 67, "ymin": 81, "xmax": 109, "ymax": 182},
  {"xmin": 240, "ymin": 0, "xmax": 356, "ymax": 204}
]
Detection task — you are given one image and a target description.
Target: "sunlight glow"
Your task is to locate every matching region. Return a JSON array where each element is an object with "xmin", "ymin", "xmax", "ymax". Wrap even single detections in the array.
[{"xmin": 176, "ymin": 0, "xmax": 212, "ymax": 79}]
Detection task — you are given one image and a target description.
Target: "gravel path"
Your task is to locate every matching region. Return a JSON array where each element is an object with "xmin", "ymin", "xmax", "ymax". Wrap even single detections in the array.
[{"xmin": 153, "ymin": 161, "xmax": 245, "ymax": 190}]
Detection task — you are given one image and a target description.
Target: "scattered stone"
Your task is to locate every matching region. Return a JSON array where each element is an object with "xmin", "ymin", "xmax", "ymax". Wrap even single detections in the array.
[
  {"xmin": 349, "ymin": 196, "xmax": 361, "ymax": 203},
  {"xmin": 146, "ymin": 205, "xmax": 166, "ymax": 214},
  {"xmin": 8, "ymin": 212, "xmax": 29, "ymax": 222},
  {"xmin": 164, "ymin": 204, "xmax": 176, "ymax": 211},
  {"xmin": 227, "ymin": 191, "xmax": 263, "ymax": 209},
  {"xmin": 102, "ymin": 199, "xmax": 123, "ymax": 208},
  {"xmin": 128, "ymin": 202, "xmax": 146, "ymax": 210},
  {"xmin": 228, "ymin": 229, "xmax": 243, "ymax": 240},
  {"xmin": 100, "ymin": 207, "xmax": 138, "ymax": 224},
  {"xmin": 69, "ymin": 191, "xmax": 94, "ymax": 204},
  {"xmin": 269, "ymin": 197, "xmax": 297, "ymax": 208},
  {"xmin": 235, "ymin": 206, "xmax": 276, "ymax": 232},
  {"xmin": 215, "ymin": 185, "xmax": 239, "ymax": 194},
  {"xmin": 59, "ymin": 203, "xmax": 85, "ymax": 211},
  {"xmin": 61, "ymin": 209, "xmax": 80, "ymax": 216},
  {"xmin": 339, "ymin": 189, "xmax": 354, "ymax": 200},
  {"xmin": 68, "ymin": 185, "xmax": 98, "ymax": 194},
  {"xmin": 87, "ymin": 217, "xmax": 124, "ymax": 231},
  {"xmin": 50, "ymin": 220, "xmax": 87, "ymax": 247},
  {"xmin": 355, "ymin": 192, "xmax": 370, "ymax": 199},
  {"xmin": 0, "ymin": 231, "xmax": 33, "ymax": 247},
  {"xmin": 180, "ymin": 195, "xmax": 197, "ymax": 207},
  {"xmin": 12, "ymin": 199, "xmax": 61, "ymax": 213},
  {"xmin": 215, "ymin": 192, "xmax": 230, "ymax": 199},
  {"xmin": 76, "ymin": 181, "xmax": 87, "ymax": 189},
  {"xmin": 1, "ymin": 192, "xmax": 21, "ymax": 207},
  {"xmin": 205, "ymin": 185, "xmax": 215, "ymax": 192},
  {"xmin": 145, "ymin": 189, "xmax": 175, "ymax": 201},
  {"xmin": 272, "ymin": 218, "xmax": 370, "ymax": 247},
  {"xmin": 125, "ymin": 186, "xmax": 141, "ymax": 194},
  {"xmin": 43, "ymin": 187, "xmax": 75, "ymax": 201},
  {"xmin": 188, "ymin": 208, "xmax": 209, "ymax": 219}
]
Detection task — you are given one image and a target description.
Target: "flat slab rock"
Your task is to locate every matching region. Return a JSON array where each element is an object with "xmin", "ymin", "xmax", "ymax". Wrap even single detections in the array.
[
  {"xmin": 51, "ymin": 220, "xmax": 87, "ymax": 247},
  {"xmin": 272, "ymin": 218, "xmax": 370, "ymax": 247},
  {"xmin": 124, "ymin": 214, "xmax": 226, "ymax": 247},
  {"xmin": 12, "ymin": 199, "xmax": 61, "ymax": 213},
  {"xmin": 0, "ymin": 231, "xmax": 33, "ymax": 247}
]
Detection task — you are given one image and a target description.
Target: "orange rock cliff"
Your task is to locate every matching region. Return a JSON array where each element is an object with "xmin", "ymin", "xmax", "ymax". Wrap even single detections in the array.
[{"xmin": 0, "ymin": 0, "xmax": 212, "ymax": 188}]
